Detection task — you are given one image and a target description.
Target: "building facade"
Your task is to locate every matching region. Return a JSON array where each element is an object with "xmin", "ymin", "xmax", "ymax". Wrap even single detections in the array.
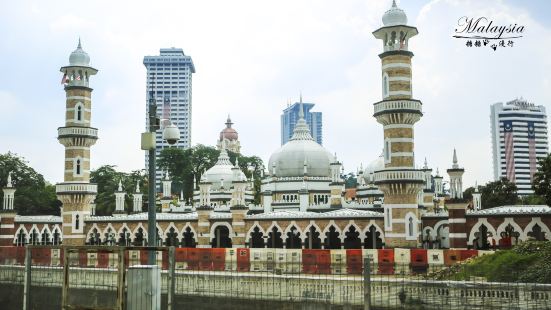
[
  {"xmin": 281, "ymin": 101, "xmax": 322, "ymax": 145},
  {"xmin": 491, "ymin": 99, "xmax": 549, "ymax": 195},
  {"xmin": 143, "ymin": 48, "xmax": 196, "ymax": 188}
]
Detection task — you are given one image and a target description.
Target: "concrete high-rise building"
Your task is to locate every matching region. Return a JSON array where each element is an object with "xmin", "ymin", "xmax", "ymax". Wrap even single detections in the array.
[
  {"xmin": 143, "ymin": 48, "xmax": 195, "ymax": 188},
  {"xmin": 491, "ymin": 99, "xmax": 548, "ymax": 195},
  {"xmin": 281, "ymin": 100, "xmax": 322, "ymax": 145}
]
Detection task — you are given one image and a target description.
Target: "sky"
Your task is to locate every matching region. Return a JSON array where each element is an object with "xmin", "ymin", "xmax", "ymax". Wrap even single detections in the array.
[{"xmin": 0, "ymin": 0, "xmax": 550, "ymax": 188}]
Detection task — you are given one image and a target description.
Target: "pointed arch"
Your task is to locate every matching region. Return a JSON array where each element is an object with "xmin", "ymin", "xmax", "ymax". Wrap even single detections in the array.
[
  {"xmin": 162, "ymin": 222, "xmax": 180, "ymax": 239},
  {"xmin": 181, "ymin": 223, "xmax": 197, "ymax": 248},
  {"xmin": 405, "ymin": 212, "xmax": 419, "ymax": 241},
  {"xmin": 13, "ymin": 225, "xmax": 29, "ymax": 245},
  {"xmin": 40, "ymin": 226, "xmax": 52, "ymax": 245},
  {"xmin": 210, "ymin": 222, "xmax": 233, "ymax": 248},
  {"xmin": 361, "ymin": 220, "xmax": 385, "ymax": 242},
  {"xmin": 524, "ymin": 217, "xmax": 551, "ymax": 241},
  {"xmin": 51, "ymin": 224, "xmax": 63, "ymax": 245},
  {"xmin": 468, "ymin": 218, "xmax": 498, "ymax": 246},
  {"xmin": 343, "ymin": 221, "xmax": 363, "ymax": 249},
  {"xmin": 303, "ymin": 221, "xmax": 322, "ymax": 242},
  {"xmin": 496, "ymin": 218, "xmax": 526, "ymax": 241},
  {"xmin": 132, "ymin": 222, "xmax": 148, "ymax": 239},
  {"xmin": 284, "ymin": 221, "xmax": 302, "ymax": 249},
  {"xmin": 343, "ymin": 221, "xmax": 363, "ymax": 242},
  {"xmin": 322, "ymin": 221, "xmax": 342, "ymax": 249},
  {"xmin": 74, "ymin": 102, "xmax": 84, "ymax": 122},
  {"xmin": 245, "ymin": 222, "xmax": 265, "ymax": 243}
]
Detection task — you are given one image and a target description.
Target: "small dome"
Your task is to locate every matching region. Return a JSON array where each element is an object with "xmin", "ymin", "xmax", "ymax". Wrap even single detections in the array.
[
  {"xmin": 219, "ymin": 116, "xmax": 238, "ymax": 141},
  {"xmin": 382, "ymin": 0, "xmax": 408, "ymax": 26},
  {"xmin": 268, "ymin": 101, "xmax": 333, "ymax": 177},
  {"xmin": 69, "ymin": 39, "xmax": 90, "ymax": 66},
  {"xmin": 202, "ymin": 149, "xmax": 245, "ymax": 189},
  {"xmin": 363, "ymin": 153, "xmax": 384, "ymax": 184}
]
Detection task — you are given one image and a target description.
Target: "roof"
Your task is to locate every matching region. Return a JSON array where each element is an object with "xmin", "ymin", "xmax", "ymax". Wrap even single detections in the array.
[
  {"xmin": 86, "ymin": 212, "xmax": 198, "ymax": 222},
  {"xmin": 467, "ymin": 205, "xmax": 551, "ymax": 216},
  {"xmin": 246, "ymin": 208, "xmax": 383, "ymax": 220},
  {"xmin": 15, "ymin": 215, "xmax": 62, "ymax": 223}
]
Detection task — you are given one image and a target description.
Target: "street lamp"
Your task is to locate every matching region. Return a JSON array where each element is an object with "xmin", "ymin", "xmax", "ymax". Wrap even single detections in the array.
[{"xmin": 141, "ymin": 89, "xmax": 180, "ymax": 264}]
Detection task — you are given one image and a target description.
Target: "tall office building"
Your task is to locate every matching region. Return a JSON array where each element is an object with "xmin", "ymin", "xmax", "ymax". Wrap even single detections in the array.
[
  {"xmin": 144, "ymin": 48, "xmax": 195, "ymax": 188},
  {"xmin": 281, "ymin": 100, "xmax": 322, "ymax": 145},
  {"xmin": 491, "ymin": 99, "xmax": 549, "ymax": 195}
]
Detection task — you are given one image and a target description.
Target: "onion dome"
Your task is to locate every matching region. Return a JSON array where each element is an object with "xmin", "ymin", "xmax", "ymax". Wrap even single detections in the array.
[
  {"xmin": 363, "ymin": 152, "xmax": 384, "ymax": 184},
  {"xmin": 69, "ymin": 38, "xmax": 91, "ymax": 66},
  {"xmin": 219, "ymin": 115, "xmax": 238, "ymax": 141},
  {"xmin": 382, "ymin": 0, "xmax": 408, "ymax": 26},
  {"xmin": 268, "ymin": 99, "xmax": 333, "ymax": 177},
  {"xmin": 203, "ymin": 148, "xmax": 235, "ymax": 190}
]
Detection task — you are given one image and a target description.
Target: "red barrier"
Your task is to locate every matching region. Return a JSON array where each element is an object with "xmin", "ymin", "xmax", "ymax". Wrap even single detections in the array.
[
  {"xmin": 162, "ymin": 251, "xmax": 169, "ymax": 270},
  {"xmin": 139, "ymin": 250, "xmax": 149, "ymax": 265},
  {"xmin": 97, "ymin": 251, "xmax": 109, "ymax": 268},
  {"xmin": 302, "ymin": 249, "xmax": 331, "ymax": 274},
  {"xmin": 15, "ymin": 247, "xmax": 25, "ymax": 265},
  {"xmin": 460, "ymin": 250, "xmax": 478, "ymax": 261},
  {"xmin": 443, "ymin": 249, "xmax": 461, "ymax": 266},
  {"xmin": 409, "ymin": 249, "xmax": 428, "ymax": 274},
  {"xmin": 198, "ymin": 249, "xmax": 214, "ymax": 271},
  {"xmin": 346, "ymin": 249, "xmax": 363, "ymax": 275},
  {"xmin": 499, "ymin": 237, "xmax": 512, "ymax": 249},
  {"xmin": 31, "ymin": 248, "xmax": 52, "ymax": 266},
  {"xmin": 78, "ymin": 250, "xmax": 88, "ymax": 267},
  {"xmin": 377, "ymin": 249, "xmax": 394, "ymax": 274},
  {"xmin": 0, "ymin": 247, "xmax": 16, "ymax": 264},
  {"xmin": 175, "ymin": 248, "xmax": 187, "ymax": 262},
  {"xmin": 211, "ymin": 248, "xmax": 225, "ymax": 271},
  {"xmin": 236, "ymin": 248, "xmax": 250, "ymax": 272}
]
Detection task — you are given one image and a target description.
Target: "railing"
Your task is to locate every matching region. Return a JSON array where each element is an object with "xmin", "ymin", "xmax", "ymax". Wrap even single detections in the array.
[
  {"xmin": 373, "ymin": 99, "xmax": 422, "ymax": 115},
  {"xmin": 57, "ymin": 126, "xmax": 98, "ymax": 138},
  {"xmin": 373, "ymin": 169, "xmax": 424, "ymax": 183},
  {"xmin": 55, "ymin": 183, "xmax": 97, "ymax": 194}
]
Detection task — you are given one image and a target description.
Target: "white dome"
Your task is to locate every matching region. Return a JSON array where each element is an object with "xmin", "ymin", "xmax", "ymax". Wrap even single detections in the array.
[
  {"xmin": 363, "ymin": 153, "xmax": 384, "ymax": 184},
  {"xmin": 69, "ymin": 39, "xmax": 90, "ymax": 66},
  {"xmin": 268, "ymin": 102, "xmax": 334, "ymax": 177},
  {"xmin": 382, "ymin": 0, "xmax": 408, "ymax": 26},
  {"xmin": 203, "ymin": 149, "xmax": 236, "ymax": 190}
]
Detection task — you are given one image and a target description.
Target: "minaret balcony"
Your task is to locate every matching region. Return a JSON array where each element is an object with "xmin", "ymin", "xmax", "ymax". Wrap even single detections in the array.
[
  {"xmin": 373, "ymin": 99, "xmax": 422, "ymax": 117},
  {"xmin": 58, "ymin": 126, "xmax": 98, "ymax": 139},
  {"xmin": 373, "ymin": 169, "xmax": 425, "ymax": 184},
  {"xmin": 56, "ymin": 183, "xmax": 97, "ymax": 195}
]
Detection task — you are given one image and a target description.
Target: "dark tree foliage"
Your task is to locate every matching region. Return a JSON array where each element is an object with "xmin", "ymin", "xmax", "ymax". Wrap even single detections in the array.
[
  {"xmin": 480, "ymin": 177, "xmax": 519, "ymax": 209},
  {"xmin": 463, "ymin": 186, "xmax": 475, "ymax": 201},
  {"xmin": 90, "ymin": 165, "xmax": 148, "ymax": 215},
  {"xmin": 0, "ymin": 152, "xmax": 61, "ymax": 215},
  {"xmin": 533, "ymin": 153, "xmax": 551, "ymax": 206},
  {"xmin": 343, "ymin": 172, "xmax": 357, "ymax": 189},
  {"xmin": 158, "ymin": 145, "xmax": 264, "ymax": 204}
]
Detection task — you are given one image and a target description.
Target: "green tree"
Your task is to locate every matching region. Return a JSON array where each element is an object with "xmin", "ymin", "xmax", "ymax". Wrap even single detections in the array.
[
  {"xmin": 463, "ymin": 186, "xmax": 475, "ymax": 201},
  {"xmin": 480, "ymin": 178, "xmax": 519, "ymax": 209},
  {"xmin": 158, "ymin": 146, "xmax": 264, "ymax": 204},
  {"xmin": 0, "ymin": 152, "xmax": 61, "ymax": 215},
  {"xmin": 343, "ymin": 172, "xmax": 357, "ymax": 189},
  {"xmin": 90, "ymin": 165, "xmax": 148, "ymax": 215},
  {"xmin": 533, "ymin": 153, "xmax": 551, "ymax": 206}
]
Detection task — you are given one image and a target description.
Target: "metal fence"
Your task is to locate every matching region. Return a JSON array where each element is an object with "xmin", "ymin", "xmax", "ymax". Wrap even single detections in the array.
[{"xmin": 1, "ymin": 246, "xmax": 550, "ymax": 309}]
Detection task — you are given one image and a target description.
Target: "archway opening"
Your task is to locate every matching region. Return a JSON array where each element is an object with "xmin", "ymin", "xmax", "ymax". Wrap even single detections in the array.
[
  {"xmin": 364, "ymin": 226, "xmax": 383, "ymax": 249},
  {"xmin": 305, "ymin": 226, "xmax": 322, "ymax": 249},
  {"xmin": 249, "ymin": 226, "xmax": 265, "ymax": 248},
  {"xmin": 165, "ymin": 227, "xmax": 179, "ymax": 247},
  {"xmin": 181, "ymin": 227, "xmax": 196, "ymax": 248},
  {"xmin": 211, "ymin": 226, "xmax": 232, "ymax": 248},
  {"xmin": 324, "ymin": 226, "xmax": 341, "ymax": 249},
  {"xmin": 267, "ymin": 226, "xmax": 283, "ymax": 248},
  {"xmin": 343, "ymin": 226, "xmax": 361, "ymax": 249},
  {"xmin": 285, "ymin": 226, "xmax": 301, "ymax": 249}
]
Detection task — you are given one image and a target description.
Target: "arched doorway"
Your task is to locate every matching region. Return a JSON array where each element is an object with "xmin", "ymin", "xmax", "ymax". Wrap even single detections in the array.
[
  {"xmin": 364, "ymin": 226, "xmax": 383, "ymax": 249},
  {"xmin": 181, "ymin": 227, "xmax": 196, "ymax": 248},
  {"xmin": 267, "ymin": 226, "xmax": 284, "ymax": 248},
  {"xmin": 324, "ymin": 226, "xmax": 341, "ymax": 249},
  {"xmin": 249, "ymin": 226, "xmax": 265, "ymax": 248},
  {"xmin": 305, "ymin": 226, "xmax": 322, "ymax": 249},
  {"xmin": 211, "ymin": 226, "xmax": 232, "ymax": 248},
  {"xmin": 473, "ymin": 224, "xmax": 490, "ymax": 250},
  {"xmin": 16, "ymin": 229, "xmax": 27, "ymax": 246},
  {"xmin": 88, "ymin": 228, "xmax": 101, "ymax": 245},
  {"xmin": 52, "ymin": 228, "xmax": 61, "ymax": 246},
  {"xmin": 165, "ymin": 227, "xmax": 179, "ymax": 247},
  {"xmin": 285, "ymin": 226, "xmax": 301, "ymax": 249},
  {"xmin": 437, "ymin": 226, "xmax": 450, "ymax": 249},
  {"xmin": 343, "ymin": 226, "xmax": 362, "ymax": 249}
]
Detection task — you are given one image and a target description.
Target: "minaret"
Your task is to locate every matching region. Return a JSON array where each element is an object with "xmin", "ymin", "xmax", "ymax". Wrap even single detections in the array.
[
  {"xmin": 447, "ymin": 149, "xmax": 465, "ymax": 199},
  {"xmin": 114, "ymin": 180, "xmax": 126, "ymax": 215},
  {"xmin": 329, "ymin": 153, "xmax": 344, "ymax": 207},
  {"xmin": 132, "ymin": 181, "xmax": 143, "ymax": 213},
  {"xmin": 0, "ymin": 172, "xmax": 17, "ymax": 246},
  {"xmin": 161, "ymin": 171, "xmax": 172, "ymax": 212},
  {"xmin": 433, "ymin": 168, "xmax": 443, "ymax": 196},
  {"xmin": 372, "ymin": 1, "xmax": 424, "ymax": 248},
  {"xmin": 473, "ymin": 182, "xmax": 482, "ymax": 210},
  {"xmin": 56, "ymin": 39, "xmax": 99, "ymax": 245},
  {"xmin": 420, "ymin": 158, "xmax": 434, "ymax": 209}
]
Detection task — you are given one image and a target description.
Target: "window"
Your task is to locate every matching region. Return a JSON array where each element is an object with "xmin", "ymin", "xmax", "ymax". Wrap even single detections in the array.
[
  {"xmin": 382, "ymin": 72, "xmax": 389, "ymax": 98},
  {"xmin": 74, "ymin": 102, "xmax": 84, "ymax": 122},
  {"xmin": 75, "ymin": 214, "xmax": 80, "ymax": 230},
  {"xmin": 384, "ymin": 139, "xmax": 391, "ymax": 163},
  {"xmin": 408, "ymin": 217, "xmax": 414, "ymax": 237},
  {"xmin": 75, "ymin": 158, "xmax": 82, "ymax": 176},
  {"xmin": 77, "ymin": 105, "xmax": 82, "ymax": 121}
]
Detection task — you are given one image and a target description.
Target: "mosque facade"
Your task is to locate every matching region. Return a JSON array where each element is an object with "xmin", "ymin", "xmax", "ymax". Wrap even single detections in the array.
[{"xmin": 1, "ymin": 1, "xmax": 550, "ymax": 250}]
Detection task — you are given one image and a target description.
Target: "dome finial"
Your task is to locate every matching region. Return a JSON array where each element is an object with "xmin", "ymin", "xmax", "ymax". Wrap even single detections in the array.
[
  {"xmin": 78, "ymin": 37, "xmax": 82, "ymax": 49},
  {"xmin": 6, "ymin": 171, "xmax": 12, "ymax": 187},
  {"xmin": 298, "ymin": 93, "xmax": 304, "ymax": 119},
  {"xmin": 135, "ymin": 180, "xmax": 140, "ymax": 193},
  {"xmin": 226, "ymin": 114, "xmax": 232, "ymax": 127},
  {"xmin": 452, "ymin": 148, "xmax": 459, "ymax": 168},
  {"xmin": 392, "ymin": 0, "xmax": 397, "ymax": 8},
  {"xmin": 118, "ymin": 180, "xmax": 123, "ymax": 192}
]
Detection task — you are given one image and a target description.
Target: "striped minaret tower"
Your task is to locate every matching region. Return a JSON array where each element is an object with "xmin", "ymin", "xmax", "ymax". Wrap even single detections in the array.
[
  {"xmin": 372, "ymin": 1, "xmax": 424, "ymax": 248},
  {"xmin": 56, "ymin": 39, "xmax": 99, "ymax": 245}
]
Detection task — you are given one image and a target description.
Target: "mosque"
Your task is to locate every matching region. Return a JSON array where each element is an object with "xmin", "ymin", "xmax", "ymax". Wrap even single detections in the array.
[{"xmin": 1, "ymin": 1, "xmax": 550, "ymax": 250}]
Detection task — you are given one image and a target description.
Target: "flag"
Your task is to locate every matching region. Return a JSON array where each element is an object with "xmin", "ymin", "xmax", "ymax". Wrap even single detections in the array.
[
  {"xmin": 527, "ymin": 122, "xmax": 537, "ymax": 181},
  {"xmin": 399, "ymin": 32, "xmax": 408, "ymax": 50},
  {"xmin": 503, "ymin": 120, "xmax": 515, "ymax": 182},
  {"xmin": 76, "ymin": 75, "xmax": 81, "ymax": 81},
  {"xmin": 61, "ymin": 73, "xmax": 67, "ymax": 84}
]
